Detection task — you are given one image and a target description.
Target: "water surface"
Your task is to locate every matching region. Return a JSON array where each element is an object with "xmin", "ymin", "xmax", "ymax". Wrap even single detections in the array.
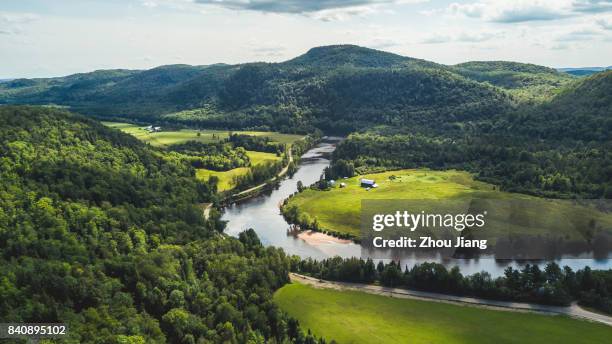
[{"xmin": 222, "ymin": 141, "xmax": 612, "ymax": 276}]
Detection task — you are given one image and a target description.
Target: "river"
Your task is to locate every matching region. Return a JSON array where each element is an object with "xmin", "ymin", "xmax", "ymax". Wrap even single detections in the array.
[{"xmin": 222, "ymin": 140, "xmax": 612, "ymax": 276}]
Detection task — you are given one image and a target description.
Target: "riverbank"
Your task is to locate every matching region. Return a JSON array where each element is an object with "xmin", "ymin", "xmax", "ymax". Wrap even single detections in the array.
[{"xmin": 220, "ymin": 135, "xmax": 319, "ymax": 204}]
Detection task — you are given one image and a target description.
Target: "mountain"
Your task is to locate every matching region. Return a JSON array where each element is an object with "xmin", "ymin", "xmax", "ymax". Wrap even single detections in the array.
[
  {"xmin": 558, "ymin": 66, "xmax": 612, "ymax": 77},
  {"xmin": 506, "ymin": 70, "xmax": 612, "ymax": 141},
  {"xmin": 453, "ymin": 61, "xmax": 574, "ymax": 100},
  {"xmin": 283, "ymin": 44, "xmax": 440, "ymax": 69},
  {"xmin": 330, "ymin": 70, "xmax": 612, "ymax": 199},
  {"xmin": 0, "ymin": 45, "xmax": 591, "ymax": 133},
  {"xmin": 0, "ymin": 105, "xmax": 309, "ymax": 343}
]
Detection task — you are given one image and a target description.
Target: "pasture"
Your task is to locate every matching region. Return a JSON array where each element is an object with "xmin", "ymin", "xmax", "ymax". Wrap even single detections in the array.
[
  {"xmin": 102, "ymin": 122, "xmax": 304, "ymax": 147},
  {"xmin": 196, "ymin": 151, "xmax": 282, "ymax": 192},
  {"xmin": 285, "ymin": 169, "xmax": 612, "ymax": 239},
  {"xmin": 274, "ymin": 282, "xmax": 612, "ymax": 344}
]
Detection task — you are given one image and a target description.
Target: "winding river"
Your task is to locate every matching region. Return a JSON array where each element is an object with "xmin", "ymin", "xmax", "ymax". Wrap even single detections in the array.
[{"xmin": 222, "ymin": 140, "xmax": 612, "ymax": 276}]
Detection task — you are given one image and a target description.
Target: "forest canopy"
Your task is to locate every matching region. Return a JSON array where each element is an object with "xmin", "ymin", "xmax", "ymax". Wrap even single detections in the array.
[{"xmin": 0, "ymin": 106, "xmax": 326, "ymax": 344}]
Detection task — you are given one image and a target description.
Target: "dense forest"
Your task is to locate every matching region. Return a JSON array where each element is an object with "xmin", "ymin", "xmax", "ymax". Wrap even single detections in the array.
[
  {"xmin": 328, "ymin": 70, "xmax": 612, "ymax": 199},
  {"xmin": 0, "ymin": 106, "xmax": 329, "ymax": 343},
  {"xmin": 0, "ymin": 45, "xmax": 556, "ymax": 133},
  {"xmin": 167, "ymin": 141, "xmax": 250, "ymax": 171},
  {"xmin": 294, "ymin": 257, "xmax": 612, "ymax": 315}
]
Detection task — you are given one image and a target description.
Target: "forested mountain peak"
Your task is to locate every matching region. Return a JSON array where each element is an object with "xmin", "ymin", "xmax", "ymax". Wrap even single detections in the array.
[
  {"xmin": 0, "ymin": 44, "xmax": 596, "ymax": 132},
  {"xmin": 454, "ymin": 61, "xmax": 561, "ymax": 75},
  {"xmin": 452, "ymin": 60, "xmax": 574, "ymax": 96},
  {"xmin": 283, "ymin": 44, "xmax": 437, "ymax": 69},
  {"xmin": 554, "ymin": 70, "xmax": 612, "ymax": 105}
]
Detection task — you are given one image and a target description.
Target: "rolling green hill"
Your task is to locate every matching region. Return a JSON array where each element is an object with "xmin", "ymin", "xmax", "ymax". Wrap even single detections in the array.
[
  {"xmin": 0, "ymin": 45, "xmax": 522, "ymax": 132},
  {"xmin": 0, "ymin": 45, "xmax": 592, "ymax": 134},
  {"xmin": 499, "ymin": 70, "xmax": 612, "ymax": 141},
  {"xmin": 0, "ymin": 106, "xmax": 313, "ymax": 343},
  {"xmin": 2, "ymin": 45, "xmax": 595, "ymax": 136},
  {"xmin": 328, "ymin": 70, "xmax": 612, "ymax": 198},
  {"xmin": 453, "ymin": 60, "xmax": 574, "ymax": 100}
]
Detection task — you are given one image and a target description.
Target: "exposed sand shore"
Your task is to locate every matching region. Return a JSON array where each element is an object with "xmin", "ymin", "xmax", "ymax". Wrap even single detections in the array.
[{"xmin": 297, "ymin": 230, "xmax": 352, "ymax": 245}]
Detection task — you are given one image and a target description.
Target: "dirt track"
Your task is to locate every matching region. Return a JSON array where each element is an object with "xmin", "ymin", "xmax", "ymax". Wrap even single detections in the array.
[{"xmin": 290, "ymin": 273, "xmax": 612, "ymax": 327}]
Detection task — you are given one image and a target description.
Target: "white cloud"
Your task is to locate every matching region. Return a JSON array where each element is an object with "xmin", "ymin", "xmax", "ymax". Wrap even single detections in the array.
[
  {"xmin": 597, "ymin": 15, "xmax": 612, "ymax": 29},
  {"xmin": 572, "ymin": 0, "xmax": 612, "ymax": 13},
  {"xmin": 192, "ymin": 0, "xmax": 427, "ymax": 21},
  {"xmin": 0, "ymin": 12, "xmax": 39, "ymax": 24},
  {"xmin": 0, "ymin": 11, "xmax": 39, "ymax": 36},
  {"xmin": 141, "ymin": 1, "xmax": 159, "ymax": 8},
  {"xmin": 244, "ymin": 40, "xmax": 288, "ymax": 58},
  {"xmin": 421, "ymin": 30, "xmax": 504, "ymax": 44},
  {"xmin": 446, "ymin": 1, "xmax": 574, "ymax": 23},
  {"xmin": 555, "ymin": 27, "xmax": 604, "ymax": 41},
  {"xmin": 421, "ymin": 34, "xmax": 452, "ymax": 44}
]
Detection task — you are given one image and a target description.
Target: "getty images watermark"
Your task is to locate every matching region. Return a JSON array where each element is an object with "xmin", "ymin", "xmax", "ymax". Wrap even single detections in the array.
[{"xmin": 360, "ymin": 198, "xmax": 612, "ymax": 260}]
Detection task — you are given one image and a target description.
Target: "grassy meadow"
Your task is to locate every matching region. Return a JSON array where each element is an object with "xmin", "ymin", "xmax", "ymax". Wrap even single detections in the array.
[
  {"xmin": 102, "ymin": 121, "xmax": 304, "ymax": 147},
  {"xmin": 196, "ymin": 151, "xmax": 282, "ymax": 192},
  {"xmin": 103, "ymin": 121, "xmax": 300, "ymax": 191},
  {"xmin": 274, "ymin": 283, "xmax": 612, "ymax": 344},
  {"xmin": 285, "ymin": 169, "xmax": 612, "ymax": 238}
]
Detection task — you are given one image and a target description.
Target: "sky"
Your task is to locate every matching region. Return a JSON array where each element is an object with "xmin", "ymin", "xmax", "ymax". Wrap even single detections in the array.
[{"xmin": 1, "ymin": 0, "xmax": 611, "ymax": 78}]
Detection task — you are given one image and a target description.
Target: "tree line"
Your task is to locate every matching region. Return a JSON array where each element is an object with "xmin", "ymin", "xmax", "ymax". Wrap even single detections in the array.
[{"xmin": 293, "ymin": 257, "xmax": 612, "ymax": 314}]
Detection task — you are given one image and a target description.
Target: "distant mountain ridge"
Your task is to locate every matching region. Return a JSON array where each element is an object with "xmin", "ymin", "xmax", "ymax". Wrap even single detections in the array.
[
  {"xmin": 558, "ymin": 66, "xmax": 612, "ymax": 76},
  {"xmin": 0, "ymin": 44, "xmax": 601, "ymax": 134}
]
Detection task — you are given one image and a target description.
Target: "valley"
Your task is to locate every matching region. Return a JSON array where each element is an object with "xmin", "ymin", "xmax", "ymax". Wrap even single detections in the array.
[{"xmin": 1, "ymin": 44, "xmax": 611, "ymax": 343}]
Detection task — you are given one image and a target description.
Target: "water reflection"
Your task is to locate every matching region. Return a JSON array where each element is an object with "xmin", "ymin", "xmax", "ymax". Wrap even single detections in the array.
[{"xmin": 222, "ymin": 140, "xmax": 612, "ymax": 276}]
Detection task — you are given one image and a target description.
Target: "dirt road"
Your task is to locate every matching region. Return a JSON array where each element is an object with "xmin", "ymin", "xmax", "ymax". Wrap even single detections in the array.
[
  {"xmin": 290, "ymin": 273, "xmax": 612, "ymax": 327},
  {"xmin": 232, "ymin": 147, "xmax": 293, "ymax": 198}
]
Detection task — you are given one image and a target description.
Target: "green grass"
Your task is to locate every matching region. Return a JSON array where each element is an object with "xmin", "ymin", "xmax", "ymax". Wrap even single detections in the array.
[
  {"xmin": 102, "ymin": 121, "xmax": 304, "ymax": 147},
  {"xmin": 286, "ymin": 169, "xmax": 612, "ymax": 238},
  {"xmin": 195, "ymin": 151, "xmax": 281, "ymax": 192},
  {"xmin": 288, "ymin": 170, "xmax": 491, "ymax": 236},
  {"xmin": 245, "ymin": 150, "xmax": 282, "ymax": 166},
  {"xmin": 274, "ymin": 283, "xmax": 612, "ymax": 344},
  {"xmin": 103, "ymin": 121, "xmax": 294, "ymax": 192}
]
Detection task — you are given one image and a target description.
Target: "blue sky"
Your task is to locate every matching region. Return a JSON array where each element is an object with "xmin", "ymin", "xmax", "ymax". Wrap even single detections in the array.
[{"xmin": 1, "ymin": 0, "xmax": 611, "ymax": 78}]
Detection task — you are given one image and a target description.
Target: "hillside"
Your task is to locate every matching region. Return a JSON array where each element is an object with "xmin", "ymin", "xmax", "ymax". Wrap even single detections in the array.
[
  {"xmin": 330, "ymin": 71, "xmax": 612, "ymax": 198},
  {"xmin": 559, "ymin": 67, "xmax": 612, "ymax": 77},
  {"xmin": 283, "ymin": 44, "xmax": 440, "ymax": 69},
  {"xmin": 499, "ymin": 70, "xmax": 612, "ymax": 141},
  {"xmin": 0, "ymin": 106, "xmax": 315, "ymax": 343},
  {"xmin": 453, "ymin": 61, "xmax": 574, "ymax": 100},
  {"xmin": 0, "ymin": 45, "xmax": 523, "ymax": 132},
  {"xmin": 0, "ymin": 64, "xmax": 234, "ymax": 119},
  {"xmin": 0, "ymin": 45, "xmax": 604, "ymax": 135}
]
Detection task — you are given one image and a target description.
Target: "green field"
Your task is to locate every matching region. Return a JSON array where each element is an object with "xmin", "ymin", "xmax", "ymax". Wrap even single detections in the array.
[
  {"xmin": 285, "ymin": 169, "xmax": 612, "ymax": 238},
  {"xmin": 287, "ymin": 170, "xmax": 494, "ymax": 236},
  {"xmin": 103, "ymin": 121, "xmax": 299, "ymax": 192},
  {"xmin": 102, "ymin": 121, "xmax": 304, "ymax": 147},
  {"xmin": 274, "ymin": 283, "xmax": 612, "ymax": 344},
  {"xmin": 196, "ymin": 151, "xmax": 282, "ymax": 191}
]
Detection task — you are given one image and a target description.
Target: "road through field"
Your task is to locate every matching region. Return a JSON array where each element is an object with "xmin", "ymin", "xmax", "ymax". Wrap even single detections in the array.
[
  {"xmin": 231, "ymin": 142, "xmax": 294, "ymax": 198},
  {"xmin": 290, "ymin": 273, "xmax": 612, "ymax": 327}
]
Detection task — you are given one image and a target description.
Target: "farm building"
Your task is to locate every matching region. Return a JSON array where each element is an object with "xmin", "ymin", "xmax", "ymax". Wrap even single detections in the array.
[
  {"xmin": 144, "ymin": 125, "xmax": 162, "ymax": 132},
  {"xmin": 360, "ymin": 178, "xmax": 378, "ymax": 188}
]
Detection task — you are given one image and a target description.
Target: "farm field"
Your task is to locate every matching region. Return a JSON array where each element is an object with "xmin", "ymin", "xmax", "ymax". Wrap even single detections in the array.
[
  {"xmin": 274, "ymin": 283, "xmax": 612, "ymax": 344},
  {"xmin": 102, "ymin": 121, "xmax": 304, "ymax": 147},
  {"xmin": 196, "ymin": 151, "xmax": 282, "ymax": 192},
  {"xmin": 285, "ymin": 169, "xmax": 612, "ymax": 238},
  {"xmin": 104, "ymin": 121, "xmax": 293, "ymax": 192}
]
